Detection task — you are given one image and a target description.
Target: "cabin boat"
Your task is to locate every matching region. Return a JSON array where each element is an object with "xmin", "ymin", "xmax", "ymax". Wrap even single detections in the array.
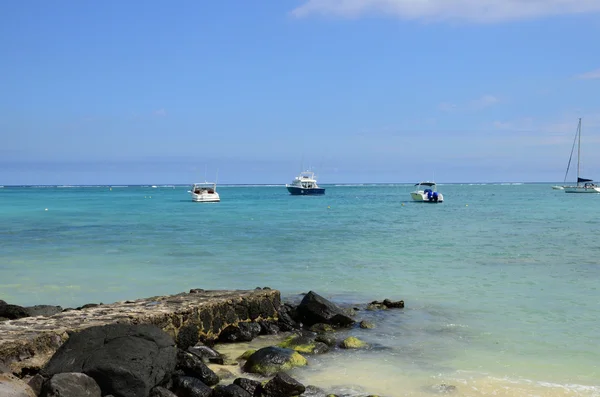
[
  {"xmin": 189, "ymin": 182, "xmax": 220, "ymax": 202},
  {"xmin": 286, "ymin": 171, "xmax": 325, "ymax": 195},
  {"xmin": 410, "ymin": 182, "xmax": 444, "ymax": 203}
]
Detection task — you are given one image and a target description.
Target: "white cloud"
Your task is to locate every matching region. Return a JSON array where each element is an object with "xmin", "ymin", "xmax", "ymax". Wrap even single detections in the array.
[
  {"xmin": 576, "ymin": 69, "xmax": 600, "ymax": 80},
  {"xmin": 491, "ymin": 113, "xmax": 600, "ymax": 145},
  {"xmin": 291, "ymin": 0, "xmax": 600, "ymax": 23},
  {"xmin": 470, "ymin": 94, "xmax": 499, "ymax": 109},
  {"xmin": 439, "ymin": 94, "xmax": 499, "ymax": 112}
]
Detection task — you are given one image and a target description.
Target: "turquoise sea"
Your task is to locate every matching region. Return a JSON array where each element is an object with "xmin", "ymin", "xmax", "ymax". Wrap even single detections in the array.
[{"xmin": 1, "ymin": 184, "xmax": 599, "ymax": 396}]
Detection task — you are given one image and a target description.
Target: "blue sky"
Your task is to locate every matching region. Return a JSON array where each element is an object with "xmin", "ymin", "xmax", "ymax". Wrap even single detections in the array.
[{"xmin": 1, "ymin": 0, "xmax": 599, "ymax": 184}]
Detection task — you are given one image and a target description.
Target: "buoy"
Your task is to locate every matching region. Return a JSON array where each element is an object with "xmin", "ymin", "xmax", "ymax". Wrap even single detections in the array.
[
  {"xmin": 466, "ymin": 204, "xmax": 469, "ymax": 207},
  {"xmin": 44, "ymin": 208, "xmax": 48, "ymax": 211},
  {"xmin": 401, "ymin": 203, "xmax": 405, "ymax": 206},
  {"xmin": 327, "ymin": 206, "xmax": 331, "ymax": 209}
]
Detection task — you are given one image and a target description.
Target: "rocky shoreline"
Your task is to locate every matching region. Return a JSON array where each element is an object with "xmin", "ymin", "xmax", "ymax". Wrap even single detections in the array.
[{"xmin": 0, "ymin": 288, "xmax": 432, "ymax": 397}]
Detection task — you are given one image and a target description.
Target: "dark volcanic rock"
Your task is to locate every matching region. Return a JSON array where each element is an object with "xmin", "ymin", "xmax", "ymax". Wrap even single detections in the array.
[
  {"xmin": 28, "ymin": 374, "xmax": 46, "ymax": 396},
  {"xmin": 369, "ymin": 299, "xmax": 405, "ymax": 309},
  {"xmin": 308, "ymin": 323, "xmax": 334, "ymax": 334},
  {"xmin": 41, "ymin": 372, "xmax": 102, "ymax": 397},
  {"xmin": 24, "ymin": 305, "xmax": 63, "ymax": 318},
  {"xmin": 243, "ymin": 346, "xmax": 307, "ymax": 376},
  {"xmin": 383, "ymin": 298, "xmax": 404, "ymax": 308},
  {"xmin": 218, "ymin": 322, "xmax": 261, "ymax": 343},
  {"xmin": 262, "ymin": 372, "xmax": 306, "ymax": 397},
  {"xmin": 187, "ymin": 345, "xmax": 223, "ymax": 363},
  {"xmin": 315, "ymin": 333, "xmax": 337, "ymax": 347},
  {"xmin": 176, "ymin": 350, "xmax": 219, "ymax": 386},
  {"xmin": 278, "ymin": 333, "xmax": 330, "ymax": 355},
  {"xmin": 41, "ymin": 324, "xmax": 177, "ymax": 397},
  {"xmin": 149, "ymin": 386, "xmax": 178, "ymax": 397},
  {"xmin": 296, "ymin": 291, "xmax": 355, "ymax": 328},
  {"xmin": 172, "ymin": 375, "xmax": 212, "ymax": 397},
  {"xmin": 233, "ymin": 377, "xmax": 262, "ymax": 397},
  {"xmin": 258, "ymin": 320, "xmax": 280, "ymax": 335},
  {"xmin": 277, "ymin": 303, "xmax": 300, "ymax": 331},
  {"xmin": 77, "ymin": 303, "xmax": 101, "ymax": 310},
  {"xmin": 177, "ymin": 324, "xmax": 200, "ymax": 350},
  {"xmin": 212, "ymin": 383, "xmax": 252, "ymax": 397},
  {"xmin": 0, "ymin": 302, "xmax": 29, "ymax": 320}
]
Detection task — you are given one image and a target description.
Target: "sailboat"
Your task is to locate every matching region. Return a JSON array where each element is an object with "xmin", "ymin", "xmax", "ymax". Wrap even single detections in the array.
[{"xmin": 561, "ymin": 118, "xmax": 600, "ymax": 193}]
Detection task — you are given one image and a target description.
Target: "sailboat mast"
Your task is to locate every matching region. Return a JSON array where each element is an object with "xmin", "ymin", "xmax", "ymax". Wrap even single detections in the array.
[{"xmin": 577, "ymin": 117, "xmax": 581, "ymax": 186}]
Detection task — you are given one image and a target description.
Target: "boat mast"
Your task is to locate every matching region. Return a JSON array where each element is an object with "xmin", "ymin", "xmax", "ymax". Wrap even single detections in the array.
[{"xmin": 577, "ymin": 118, "xmax": 582, "ymax": 186}]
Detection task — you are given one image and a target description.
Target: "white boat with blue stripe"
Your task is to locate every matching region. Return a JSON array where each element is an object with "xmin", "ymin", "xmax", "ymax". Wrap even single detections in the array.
[
  {"xmin": 286, "ymin": 171, "xmax": 325, "ymax": 195},
  {"xmin": 410, "ymin": 181, "xmax": 443, "ymax": 203}
]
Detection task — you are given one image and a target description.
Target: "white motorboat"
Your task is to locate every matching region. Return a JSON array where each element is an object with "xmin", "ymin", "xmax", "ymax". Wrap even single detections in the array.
[
  {"xmin": 189, "ymin": 182, "xmax": 220, "ymax": 202},
  {"xmin": 410, "ymin": 182, "xmax": 444, "ymax": 203}
]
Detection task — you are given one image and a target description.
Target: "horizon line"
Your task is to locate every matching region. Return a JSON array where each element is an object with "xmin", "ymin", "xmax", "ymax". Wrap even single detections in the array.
[{"xmin": 0, "ymin": 181, "xmax": 566, "ymax": 187}]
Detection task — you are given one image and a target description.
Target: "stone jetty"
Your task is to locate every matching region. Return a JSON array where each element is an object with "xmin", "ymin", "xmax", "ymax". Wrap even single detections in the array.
[{"xmin": 0, "ymin": 288, "xmax": 280, "ymax": 375}]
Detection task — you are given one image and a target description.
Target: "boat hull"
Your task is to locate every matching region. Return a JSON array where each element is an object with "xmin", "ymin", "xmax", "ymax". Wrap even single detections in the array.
[
  {"xmin": 563, "ymin": 186, "xmax": 600, "ymax": 193},
  {"xmin": 286, "ymin": 186, "xmax": 325, "ymax": 195},
  {"xmin": 191, "ymin": 193, "xmax": 221, "ymax": 202},
  {"xmin": 411, "ymin": 191, "xmax": 444, "ymax": 202}
]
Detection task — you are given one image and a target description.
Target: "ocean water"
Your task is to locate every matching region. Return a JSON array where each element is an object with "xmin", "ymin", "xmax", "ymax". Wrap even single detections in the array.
[{"xmin": 1, "ymin": 184, "xmax": 599, "ymax": 396}]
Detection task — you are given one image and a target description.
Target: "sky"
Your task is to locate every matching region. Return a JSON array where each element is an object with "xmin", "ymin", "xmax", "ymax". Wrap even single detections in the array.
[{"xmin": 1, "ymin": 0, "xmax": 600, "ymax": 185}]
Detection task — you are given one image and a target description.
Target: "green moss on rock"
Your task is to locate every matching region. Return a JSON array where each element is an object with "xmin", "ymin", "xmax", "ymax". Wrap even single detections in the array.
[
  {"xmin": 339, "ymin": 336, "xmax": 367, "ymax": 349},
  {"xmin": 238, "ymin": 349, "xmax": 256, "ymax": 360},
  {"xmin": 243, "ymin": 346, "xmax": 308, "ymax": 376},
  {"xmin": 277, "ymin": 334, "xmax": 328, "ymax": 354}
]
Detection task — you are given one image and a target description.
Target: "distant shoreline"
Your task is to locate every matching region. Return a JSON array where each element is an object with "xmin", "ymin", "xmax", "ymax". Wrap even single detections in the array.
[{"xmin": 0, "ymin": 182, "xmax": 562, "ymax": 188}]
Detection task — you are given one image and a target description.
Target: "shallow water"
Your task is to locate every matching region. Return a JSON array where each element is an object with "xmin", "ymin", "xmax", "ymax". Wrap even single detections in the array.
[{"xmin": 1, "ymin": 184, "xmax": 599, "ymax": 396}]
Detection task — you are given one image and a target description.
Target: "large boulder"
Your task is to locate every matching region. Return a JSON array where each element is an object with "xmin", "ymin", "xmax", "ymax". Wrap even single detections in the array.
[
  {"xmin": 41, "ymin": 324, "xmax": 177, "ymax": 397},
  {"xmin": 41, "ymin": 373, "xmax": 101, "ymax": 397},
  {"xmin": 243, "ymin": 346, "xmax": 307, "ymax": 376},
  {"xmin": 296, "ymin": 292, "xmax": 355, "ymax": 328},
  {"xmin": 176, "ymin": 350, "xmax": 219, "ymax": 386}
]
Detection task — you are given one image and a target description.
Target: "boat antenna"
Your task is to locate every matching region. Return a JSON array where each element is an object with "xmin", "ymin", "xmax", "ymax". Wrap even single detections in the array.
[
  {"xmin": 204, "ymin": 164, "xmax": 208, "ymax": 183},
  {"xmin": 564, "ymin": 119, "xmax": 579, "ymax": 183},
  {"xmin": 577, "ymin": 117, "xmax": 582, "ymax": 186}
]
